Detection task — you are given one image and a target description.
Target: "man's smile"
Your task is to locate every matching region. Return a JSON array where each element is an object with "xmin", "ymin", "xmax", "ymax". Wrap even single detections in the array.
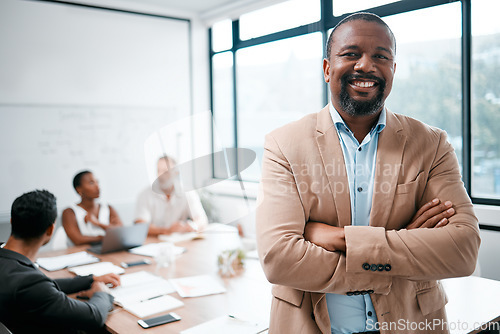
[{"xmin": 351, "ymin": 79, "xmax": 377, "ymax": 88}]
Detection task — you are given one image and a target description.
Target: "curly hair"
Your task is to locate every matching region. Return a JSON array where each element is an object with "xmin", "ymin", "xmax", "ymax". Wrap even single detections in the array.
[{"xmin": 11, "ymin": 190, "xmax": 57, "ymax": 239}]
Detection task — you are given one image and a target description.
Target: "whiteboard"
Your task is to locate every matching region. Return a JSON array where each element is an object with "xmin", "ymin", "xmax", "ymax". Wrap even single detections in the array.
[{"xmin": 0, "ymin": 0, "xmax": 192, "ymax": 218}]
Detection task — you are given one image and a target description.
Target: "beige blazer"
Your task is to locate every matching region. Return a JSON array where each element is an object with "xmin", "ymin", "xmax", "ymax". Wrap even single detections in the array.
[{"xmin": 256, "ymin": 106, "xmax": 480, "ymax": 334}]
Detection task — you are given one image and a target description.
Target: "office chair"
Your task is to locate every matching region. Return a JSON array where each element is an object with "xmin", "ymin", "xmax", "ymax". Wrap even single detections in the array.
[{"xmin": 0, "ymin": 322, "xmax": 12, "ymax": 334}]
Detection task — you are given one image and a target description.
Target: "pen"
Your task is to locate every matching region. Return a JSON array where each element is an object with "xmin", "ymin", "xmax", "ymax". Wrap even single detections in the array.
[
  {"xmin": 228, "ymin": 315, "xmax": 256, "ymax": 325},
  {"xmin": 139, "ymin": 295, "xmax": 163, "ymax": 303}
]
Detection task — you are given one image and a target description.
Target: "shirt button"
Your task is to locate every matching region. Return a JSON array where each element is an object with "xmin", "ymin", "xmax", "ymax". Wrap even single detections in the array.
[
  {"xmin": 357, "ymin": 187, "xmax": 363, "ymax": 192},
  {"xmin": 368, "ymin": 311, "xmax": 373, "ymax": 317},
  {"xmin": 358, "ymin": 147, "xmax": 362, "ymax": 151}
]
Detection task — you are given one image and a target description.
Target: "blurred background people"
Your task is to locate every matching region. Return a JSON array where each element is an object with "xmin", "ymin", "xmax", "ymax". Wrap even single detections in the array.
[
  {"xmin": 62, "ymin": 170, "xmax": 122, "ymax": 245},
  {"xmin": 135, "ymin": 155, "xmax": 208, "ymax": 236}
]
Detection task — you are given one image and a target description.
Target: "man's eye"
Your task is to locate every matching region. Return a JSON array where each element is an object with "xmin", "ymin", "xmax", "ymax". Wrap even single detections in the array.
[
  {"xmin": 374, "ymin": 54, "xmax": 389, "ymax": 60},
  {"xmin": 342, "ymin": 52, "xmax": 358, "ymax": 57}
]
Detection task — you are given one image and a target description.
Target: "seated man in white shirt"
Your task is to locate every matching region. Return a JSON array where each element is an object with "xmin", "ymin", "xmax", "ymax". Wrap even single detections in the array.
[{"xmin": 134, "ymin": 155, "xmax": 208, "ymax": 236}]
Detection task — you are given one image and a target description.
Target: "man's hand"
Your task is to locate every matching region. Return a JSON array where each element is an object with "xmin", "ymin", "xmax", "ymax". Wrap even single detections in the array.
[
  {"xmin": 406, "ymin": 198, "xmax": 455, "ymax": 230},
  {"xmin": 169, "ymin": 221, "xmax": 196, "ymax": 233},
  {"xmin": 304, "ymin": 222, "xmax": 346, "ymax": 252},
  {"xmin": 94, "ymin": 273, "xmax": 121, "ymax": 288},
  {"xmin": 78, "ymin": 281, "xmax": 110, "ymax": 299}
]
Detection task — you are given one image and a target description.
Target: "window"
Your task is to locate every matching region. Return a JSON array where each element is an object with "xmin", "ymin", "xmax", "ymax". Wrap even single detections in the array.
[
  {"xmin": 236, "ymin": 33, "xmax": 324, "ymax": 180},
  {"xmin": 212, "ymin": 52, "xmax": 234, "ymax": 178},
  {"xmin": 471, "ymin": 0, "xmax": 500, "ymax": 199},
  {"xmin": 211, "ymin": 19, "xmax": 232, "ymax": 52},
  {"xmin": 240, "ymin": 0, "xmax": 320, "ymax": 40},
  {"xmin": 332, "ymin": 0, "xmax": 402, "ymax": 17},
  {"xmin": 384, "ymin": 3, "xmax": 462, "ymax": 166}
]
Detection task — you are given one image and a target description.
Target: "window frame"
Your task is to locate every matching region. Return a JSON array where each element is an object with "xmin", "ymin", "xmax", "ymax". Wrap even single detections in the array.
[{"xmin": 208, "ymin": 0, "xmax": 500, "ymax": 213}]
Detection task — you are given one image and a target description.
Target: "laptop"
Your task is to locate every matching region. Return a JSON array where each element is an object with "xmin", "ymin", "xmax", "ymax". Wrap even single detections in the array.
[{"xmin": 87, "ymin": 223, "xmax": 149, "ymax": 254}]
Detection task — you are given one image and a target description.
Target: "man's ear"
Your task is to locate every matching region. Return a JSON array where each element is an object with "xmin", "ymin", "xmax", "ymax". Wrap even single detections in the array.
[
  {"xmin": 323, "ymin": 58, "xmax": 331, "ymax": 83},
  {"xmin": 46, "ymin": 223, "xmax": 55, "ymax": 238}
]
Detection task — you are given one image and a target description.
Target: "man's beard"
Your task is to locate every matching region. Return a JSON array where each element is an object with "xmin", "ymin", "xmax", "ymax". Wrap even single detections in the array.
[{"xmin": 339, "ymin": 74, "xmax": 386, "ymax": 117}]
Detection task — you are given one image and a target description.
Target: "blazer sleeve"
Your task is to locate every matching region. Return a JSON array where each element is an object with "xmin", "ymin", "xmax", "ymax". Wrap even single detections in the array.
[
  {"xmin": 344, "ymin": 130, "xmax": 481, "ymax": 280},
  {"xmin": 54, "ymin": 275, "xmax": 93, "ymax": 294},
  {"xmin": 17, "ymin": 273, "xmax": 114, "ymax": 330},
  {"xmin": 256, "ymin": 133, "xmax": 392, "ymax": 295}
]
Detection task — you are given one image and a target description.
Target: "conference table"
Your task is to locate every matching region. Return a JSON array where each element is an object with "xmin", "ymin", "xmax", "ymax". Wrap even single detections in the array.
[
  {"xmin": 39, "ymin": 226, "xmax": 500, "ymax": 334},
  {"xmin": 442, "ymin": 276, "xmax": 500, "ymax": 334},
  {"xmin": 40, "ymin": 225, "xmax": 272, "ymax": 334}
]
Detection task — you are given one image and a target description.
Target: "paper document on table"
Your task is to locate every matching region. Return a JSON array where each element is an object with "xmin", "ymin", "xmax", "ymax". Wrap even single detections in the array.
[
  {"xmin": 69, "ymin": 261, "xmax": 124, "ymax": 276},
  {"xmin": 37, "ymin": 251, "xmax": 100, "ymax": 271},
  {"xmin": 129, "ymin": 242, "xmax": 186, "ymax": 257},
  {"xmin": 111, "ymin": 271, "xmax": 176, "ymax": 306},
  {"xmin": 158, "ymin": 232, "xmax": 203, "ymax": 243},
  {"xmin": 169, "ymin": 274, "xmax": 226, "ymax": 298},
  {"xmin": 122, "ymin": 295, "xmax": 184, "ymax": 318},
  {"xmin": 180, "ymin": 315, "xmax": 268, "ymax": 334}
]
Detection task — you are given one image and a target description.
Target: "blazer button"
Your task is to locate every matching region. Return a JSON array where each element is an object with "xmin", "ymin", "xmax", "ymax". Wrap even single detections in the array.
[
  {"xmin": 361, "ymin": 290, "xmax": 368, "ymax": 295},
  {"xmin": 353, "ymin": 291, "xmax": 361, "ymax": 295},
  {"xmin": 368, "ymin": 290, "xmax": 374, "ymax": 294},
  {"xmin": 370, "ymin": 264, "xmax": 378, "ymax": 271},
  {"xmin": 347, "ymin": 292, "xmax": 354, "ymax": 296},
  {"xmin": 362, "ymin": 263, "xmax": 370, "ymax": 271},
  {"xmin": 377, "ymin": 264, "xmax": 384, "ymax": 271},
  {"xmin": 384, "ymin": 264, "xmax": 392, "ymax": 271}
]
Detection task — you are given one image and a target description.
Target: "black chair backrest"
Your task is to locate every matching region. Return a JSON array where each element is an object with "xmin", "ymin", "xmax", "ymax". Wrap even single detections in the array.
[{"xmin": 0, "ymin": 322, "xmax": 12, "ymax": 334}]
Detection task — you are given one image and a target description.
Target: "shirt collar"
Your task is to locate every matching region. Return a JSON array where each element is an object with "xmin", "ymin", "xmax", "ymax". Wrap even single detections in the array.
[{"xmin": 329, "ymin": 101, "xmax": 386, "ymax": 135}]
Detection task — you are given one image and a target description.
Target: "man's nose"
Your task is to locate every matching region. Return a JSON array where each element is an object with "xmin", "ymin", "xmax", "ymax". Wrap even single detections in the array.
[{"xmin": 354, "ymin": 54, "xmax": 375, "ymax": 72}]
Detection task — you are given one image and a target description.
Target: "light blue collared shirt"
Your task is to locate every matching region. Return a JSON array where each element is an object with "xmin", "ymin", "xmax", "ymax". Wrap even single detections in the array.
[{"xmin": 326, "ymin": 102, "xmax": 386, "ymax": 334}]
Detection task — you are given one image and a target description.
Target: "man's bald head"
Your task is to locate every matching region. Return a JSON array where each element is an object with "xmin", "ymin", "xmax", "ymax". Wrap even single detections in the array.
[{"xmin": 326, "ymin": 12, "xmax": 396, "ymax": 60}]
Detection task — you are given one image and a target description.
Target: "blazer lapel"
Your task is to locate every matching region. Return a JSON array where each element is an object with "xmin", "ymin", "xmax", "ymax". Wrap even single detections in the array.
[
  {"xmin": 315, "ymin": 106, "xmax": 352, "ymax": 227},
  {"xmin": 370, "ymin": 110, "xmax": 407, "ymax": 227}
]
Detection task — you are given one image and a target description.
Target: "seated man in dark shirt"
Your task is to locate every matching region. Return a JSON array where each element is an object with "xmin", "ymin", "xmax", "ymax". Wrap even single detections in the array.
[{"xmin": 0, "ymin": 189, "xmax": 120, "ymax": 334}]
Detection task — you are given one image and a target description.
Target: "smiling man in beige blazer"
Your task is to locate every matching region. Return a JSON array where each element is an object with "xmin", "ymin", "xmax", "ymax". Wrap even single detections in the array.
[{"xmin": 256, "ymin": 13, "xmax": 480, "ymax": 334}]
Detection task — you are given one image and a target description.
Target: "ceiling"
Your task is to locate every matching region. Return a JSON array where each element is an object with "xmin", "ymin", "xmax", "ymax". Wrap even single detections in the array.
[
  {"xmin": 115, "ymin": 0, "xmax": 285, "ymax": 24},
  {"xmin": 128, "ymin": 0, "xmax": 241, "ymax": 14}
]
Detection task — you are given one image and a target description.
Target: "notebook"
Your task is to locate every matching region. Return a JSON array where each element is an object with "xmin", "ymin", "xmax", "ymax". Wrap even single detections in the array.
[{"xmin": 111, "ymin": 271, "xmax": 180, "ymax": 318}]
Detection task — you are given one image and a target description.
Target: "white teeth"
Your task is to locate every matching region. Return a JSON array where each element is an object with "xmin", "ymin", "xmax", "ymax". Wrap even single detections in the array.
[{"xmin": 353, "ymin": 81, "xmax": 375, "ymax": 88}]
